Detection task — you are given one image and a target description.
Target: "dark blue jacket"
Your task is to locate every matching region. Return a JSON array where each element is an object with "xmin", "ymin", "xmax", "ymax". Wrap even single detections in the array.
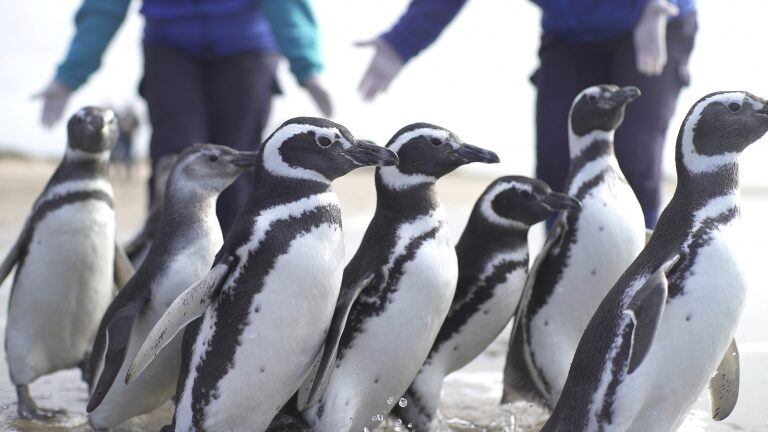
[
  {"xmin": 141, "ymin": 0, "xmax": 277, "ymax": 56},
  {"xmin": 55, "ymin": 0, "xmax": 322, "ymax": 90},
  {"xmin": 382, "ymin": 0, "xmax": 696, "ymax": 63}
]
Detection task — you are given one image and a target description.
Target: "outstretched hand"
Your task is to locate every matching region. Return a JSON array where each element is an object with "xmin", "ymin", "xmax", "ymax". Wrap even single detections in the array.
[
  {"xmin": 633, "ymin": 0, "xmax": 679, "ymax": 76},
  {"xmin": 34, "ymin": 80, "xmax": 72, "ymax": 128},
  {"xmin": 356, "ymin": 38, "xmax": 404, "ymax": 101},
  {"xmin": 303, "ymin": 76, "xmax": 333, "ymax": 118}
]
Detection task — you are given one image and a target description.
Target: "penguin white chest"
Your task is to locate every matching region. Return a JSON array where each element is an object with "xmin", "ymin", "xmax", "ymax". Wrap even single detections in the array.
[
  {"xmin": 617, "ymin": 222, "xmax": 746, "ymax": 432},
  {"xmin": 6, "ymin": 199, "xmax": 115, "ymax": 384},
  {"xmin": 178, "ymin": 222, "xmax": 344, "ymax": 432},
  {"xmin": 312, "ymin": 222, "xmax": 457, "ymax": 432},
  {"xmin": 528, "ymin": 179, "xmax": 644, "ymax": 401},
  {"xmin": 444, "ymin": 262, "xmax": 527, "ymax": 374}
]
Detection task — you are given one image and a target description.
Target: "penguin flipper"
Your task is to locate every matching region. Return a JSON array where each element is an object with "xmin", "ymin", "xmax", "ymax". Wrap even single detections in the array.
[
  {"xmin": 709, "ymin": 338, "xmax": 739, "ymax": 421},
  {"xmin": 502, "ymin": 219, "xmax": 566, "ymax": 406},
  {"xmin": 87, "ymin": 295, "xmax": 146, "ymax": 412},
  {"xmin": 0, "ymin": 221, "xmax": 31, "ymax": 285},
  {"xmin": 296, "ymin": 273, "xmax": 375, "ymax": 410},
  {"xmin": 126, "ymin": 258, "xmax": 234, "ymax": 384},
  {"xmin": 113, "ymin": 243, "xmax": 136, "ymax": 289},
  {"xmin": 624, "ymin": 256, "xmax": 678, "ymax": 374}
]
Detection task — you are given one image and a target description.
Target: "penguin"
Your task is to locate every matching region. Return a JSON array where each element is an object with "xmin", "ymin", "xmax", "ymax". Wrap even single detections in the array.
[
  {"xmin": 302, "ymin": 123, "xmax": 500, "ymax": 432},
  {"xmin": 395, "ymin": 176, "xmax": 581, "ymax": 431},
  {"xmin": 502, "ymin": 85, "xmax": 647, "ymax": 407},
  {"xmin": 541, "ymin": 91, "xmax": 768, "ymax": 432},
  {"xmin": 126, "ymin": 117, "xmax": 398, "ymax": 432},
  {"xmin": 86, "ymin": 144, "xmax": 257, "ymax": 430},
  {"xmin": 124, "ymin": 153, "xmax": 178, "ymax": 266},
  {"xmin": 0, "ymin": 107, "xmax": 134, "ymax": 419}
]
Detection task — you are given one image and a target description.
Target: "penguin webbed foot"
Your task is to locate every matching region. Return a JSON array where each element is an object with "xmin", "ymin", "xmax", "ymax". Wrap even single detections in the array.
[
  {"xmin": 16, "ymin": 385, "xmax": 65, "ymax": 420},
  {"xmin": 266, "ymin": 413, "xmax": 311, "ymax": 432}
]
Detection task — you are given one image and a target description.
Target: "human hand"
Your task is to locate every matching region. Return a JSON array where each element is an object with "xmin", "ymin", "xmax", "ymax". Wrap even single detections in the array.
[
  {"xmin": 34, "ymin": 80, "xmax": 73, "ymax": 128},
  {"xmin": 633, "ymin": 0, "xmax": 679, "ymax": 76},
  {"xmin": 303, "ymin": 76, "xmax": 333, "ymax": 117},
  {"xmin": 356, "ymin": 38, "xmax": 404, "ymax": 101}
]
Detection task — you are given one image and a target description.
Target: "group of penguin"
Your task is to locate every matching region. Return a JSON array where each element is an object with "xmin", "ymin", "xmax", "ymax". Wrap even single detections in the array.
[{"xmin": 1, "ymin": 84, "xmax": 766, "ymax": 432}]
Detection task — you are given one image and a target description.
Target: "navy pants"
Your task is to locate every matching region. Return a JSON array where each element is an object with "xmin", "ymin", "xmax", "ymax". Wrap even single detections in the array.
[
  {"xmin": 141, "ymin": 44, "xmax": 279, "ymax": 233},
  {"xmin": 535, "ymin": 15, "xmax": 697, "ymax": 228}
]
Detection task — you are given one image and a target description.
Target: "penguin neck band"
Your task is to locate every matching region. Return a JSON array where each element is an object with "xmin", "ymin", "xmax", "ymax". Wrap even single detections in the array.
[
  {"xmin": 376, "ymin": 166, "xmax": 437, "ymax": 191},
  {"xmin": 65, "ymin": 147, "xmax": 110, "ymax": 163},
  {"xmin": 567, "ymin": 129, "xmax": 614, "ymax": 159}
]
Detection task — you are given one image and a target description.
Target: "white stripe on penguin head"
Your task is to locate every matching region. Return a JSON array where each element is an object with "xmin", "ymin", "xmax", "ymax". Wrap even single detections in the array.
[
  {"xmin": 568, "ymin": 86, "xmax": 615, "ymax": 159},
  {"xmin": 479, "ymin": 181, "xmax": 531, "ymax": 229},
  {"xmin": 379, "ymin": 127, "xmax": 451, "ymax": 190},
  {"xmin": 680, "ymin": 92, "xmax": 759, "ymax": 174},
  {"xmin": 262, "ymin": 123, "xmax": 351, "ymax": 183}
]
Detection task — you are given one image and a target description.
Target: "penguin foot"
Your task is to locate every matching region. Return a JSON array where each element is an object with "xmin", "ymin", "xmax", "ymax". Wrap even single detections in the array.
[
  {"xmin": 266, "ymin": 413, "xmax": 311, "ymax": 432},
  {"xmin": 17, "ymin": 403, "xmax": 65, "ymax": 420},
  {"xmin": 16, "ymin": 385, "xmax": 65, "ymax": 420}
]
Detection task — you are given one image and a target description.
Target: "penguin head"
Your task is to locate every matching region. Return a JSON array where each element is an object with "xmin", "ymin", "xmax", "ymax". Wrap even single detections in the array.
[
  {"xmin": 67, "ymin": 106, "xmax": 119, "ymax": 155},
  {"xmin": 378, "ymin": 123, "xmax": 499, "ymax": 190},
  {"xmin": 569, "ymin": 85, "xmax": 640, "ymax": 138},
  {"xmin": 170, "ymin": 144, "xmax": 257, "ymax": 196},
  {"xmin": 678, "ymin": 91, "xmax": 768, "ymax": 174},
  {"xmin": 478, "ymin": 176, "xmax": 581, "ymax": 228},
  {"xmin": 260, "ymin": 117, "xmax": 398, "ymax": 183}
]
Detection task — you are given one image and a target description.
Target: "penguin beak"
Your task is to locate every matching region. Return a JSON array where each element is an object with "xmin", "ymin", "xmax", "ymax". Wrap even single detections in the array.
[
  {"xmin": 541, "ymin": 191, "xmax": 581, "ymax": 211},
  {"xmin": 345, "ymin": 140, "xmax": 399, "ymax": 167},
  {"xmin": 608, "ymin": 86, "xmax": 641, "ymax": 107},
  {"xmin": 229, "ymin": 151, "xmax": 259, "ymax": 167},
  {"xmin": 453, "ymin": 143, "xmax": 500, "ymax": 164}
]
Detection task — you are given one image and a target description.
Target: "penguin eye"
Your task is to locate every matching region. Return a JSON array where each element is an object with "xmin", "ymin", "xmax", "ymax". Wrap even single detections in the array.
[
  {"xmin": 519, "ymin": 190, "xmax": 531, "ymax": 199},
  {"xmin": 317, "ymin": 135, "xmax": 333, "ymax": 148},
  {"xmin": 430, "ymin": 138, "xmax": 442, "ymax": 147},
  {"xmin": 208, "ymin": 155, "xmax": 219, "ymax": 162},
  {"xmin": 727, "ymin": 102, "xmax": 742, "ymax": 113},
  {"xmin": 586, "ymin": 94, "xmax": 598, "ymax": 104}
]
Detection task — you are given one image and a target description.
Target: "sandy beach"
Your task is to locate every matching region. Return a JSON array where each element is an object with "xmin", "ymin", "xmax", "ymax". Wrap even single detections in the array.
[{"xmin": 0, "ymin": 158, "xmax": 766, "ymax": 431}]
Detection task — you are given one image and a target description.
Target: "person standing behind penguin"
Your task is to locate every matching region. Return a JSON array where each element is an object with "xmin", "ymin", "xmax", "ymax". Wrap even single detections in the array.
[
  {"xmin": 357, "ymin": 0, "xmax": 697, "ymax": 228},
  {"xmin": 35, "ymin": 0, "xmax": 333, "ymax": 233}
]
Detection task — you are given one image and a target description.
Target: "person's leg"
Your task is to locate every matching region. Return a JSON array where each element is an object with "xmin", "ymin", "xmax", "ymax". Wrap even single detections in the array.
[
  {"xmin": 534, "ymin": 35, "xmax": 611, "ymax": 226},
  {"xmin": 205, "ymin": 51, "xmax": 279, "ymax": 233},
  {"xmin": 611, "ymin": 15, "xmax": 697, "ymax": 228},
  {"xmin": 141, "ymin": 44, "xmax": 209, "ymax": 202}
]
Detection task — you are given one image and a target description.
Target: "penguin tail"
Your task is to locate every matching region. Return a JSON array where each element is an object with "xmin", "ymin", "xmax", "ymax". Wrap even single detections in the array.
[{"xmin": 501, "ymin": 322, "xmax": 550, "ymax": 407}]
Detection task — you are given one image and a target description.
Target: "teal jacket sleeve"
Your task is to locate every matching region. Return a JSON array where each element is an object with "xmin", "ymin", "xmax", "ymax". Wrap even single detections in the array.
[
  {"xmin": 54, "ymin": 0, "xmax": 132, "ymax": 91},
  {"xmin": 261, "ymin": 0, "xmax": 323, "ymax": 85}
]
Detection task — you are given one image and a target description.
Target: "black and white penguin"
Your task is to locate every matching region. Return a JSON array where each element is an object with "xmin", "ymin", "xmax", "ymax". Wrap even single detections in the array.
[
  {"xmin": 395, "ymin": 176, "xmax": 580, "ymax": 431},
  {"xmin": 86, "ymin": 144, "xmax": 257, "ymax": 430},
  {"xmin": 302, "ymin": 123, "xmax": 500, "ymax": 432},
  {"xmin": 503, "ymin": 85, "xmax": 647, "ymax": 407},
  {"xmin": 126, "ymin": 117, "xmax": 398, "ymax": 432},
  {"xmin": 124, "ymin": 153, "xmax": 178, "ymax": 266},
  {"xmin": 541, "ymin": 91, "xmax": 768, "ymax": 432},
  {"xmin": 0, "ymin": 107, "xmax": 134, "ymax": 419}
]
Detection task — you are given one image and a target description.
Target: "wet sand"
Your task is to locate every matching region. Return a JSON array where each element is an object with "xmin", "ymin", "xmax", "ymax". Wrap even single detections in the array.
[{"xmin": 0, "ymin": 158, "xmax": 766, "ymax": 431}]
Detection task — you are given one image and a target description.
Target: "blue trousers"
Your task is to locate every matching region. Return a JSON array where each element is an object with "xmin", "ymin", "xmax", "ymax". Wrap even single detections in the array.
[
  {"xmin": 141, "ymin": 43, "xmax": 279, "ymax": 233},
  {"xmin": 535, "ymin": 15, "xmax": 697, "ymax": 229}
]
